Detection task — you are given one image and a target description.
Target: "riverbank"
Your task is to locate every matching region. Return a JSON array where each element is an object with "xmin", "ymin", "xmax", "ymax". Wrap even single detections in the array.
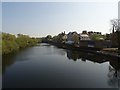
[
  {"xmin": 101, "ymin": 48, "xmax": 118, "ymax": 53},
  {"xmin": 2, "ymin": 33, "xmax": 39, "ymax": 55},
  {"xmin": 49, "ymin": 42, "xmax": 120, "ymax": 59}
]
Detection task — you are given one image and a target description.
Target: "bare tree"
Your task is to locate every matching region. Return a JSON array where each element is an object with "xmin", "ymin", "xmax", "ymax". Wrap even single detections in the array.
[
  {"xmin": 111, "ymin": 19, "xmax": 120, "ymax": 32},
  {"xmin": 110, "ymin": 19, "xmax": 120, "ymax": 54}
]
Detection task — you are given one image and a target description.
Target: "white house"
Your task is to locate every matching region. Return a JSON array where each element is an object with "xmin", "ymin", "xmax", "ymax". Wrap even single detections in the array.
[
  {"xmin": 65, "ymin": 32, "xmax": 75, "ymax": 44},
  {"xmin": 80, "ymin": 34, "xmax": 90, "ymax": 40}
]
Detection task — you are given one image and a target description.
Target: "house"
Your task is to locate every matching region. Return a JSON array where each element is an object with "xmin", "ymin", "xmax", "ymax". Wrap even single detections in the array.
[
  {"xmin": 67, "ymin": 32, "xmax": 73, "ymax": 41},
  {"xmin": 66, "ymin": 32, "xmax": 80, "ymax": 44},
  {"xmin": 80, "ymin": 34, "xmax": 90, "ymax": 40},
  {"xmin": 66, "ymin": 31, "xmax": 90, "ymax": 44},
  {"xmin": 79, "ymin": 30, "xmax": 91, "ymax": 40}
]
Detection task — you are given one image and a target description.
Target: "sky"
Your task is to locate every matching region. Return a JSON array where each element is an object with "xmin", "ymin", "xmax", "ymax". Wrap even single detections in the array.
[{"xmin": 2, "ymin": 1, "xmax": 118, "ymax": 37}]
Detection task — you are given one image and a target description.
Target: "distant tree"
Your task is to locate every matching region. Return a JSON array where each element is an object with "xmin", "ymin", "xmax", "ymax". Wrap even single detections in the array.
[
  {"xmin": 2, "ymin": 33, "xmax": 19, "ymax": 54},
  {"xmin": 45, "ymin": 35, "xmax": 52, "ymax": 40},
  {"xmin": 52, "ymin": 36, "xmax": 58, "ymax": 43},
  {"xmin": 57, "ymin": 34, "xmax": 64, "ymax": 43},
  {"xmin": 2, "ymin": 32, "xmax": 39, "ymax": 54},
  {"xmin": 44, "ymin": 35, "xmax": 52, "ymax": 42},
  {"xmin": 16, "ymin": 34, "xmax": 30, "ymax": 48},
  {"xmin": 72, "ymin": 32, "xmax": 80, "ymax": 44},
  {"xmin": 52, "ymin": 32, "xmax": 67, "ymax": 43},
  {"xmin": 82, "ymin": 30, "xmax": 87, "ymax": 34},
  {"xmin": 110, "ymin": 19, "xmax": 120, "ymax": 32},
  {"xmin": 36, "ymin": 38, "xmax": 42, "ymax": 43},
  {"xmin": 110, "ymin": 19, "xmax": 120, "ymax": 52}
]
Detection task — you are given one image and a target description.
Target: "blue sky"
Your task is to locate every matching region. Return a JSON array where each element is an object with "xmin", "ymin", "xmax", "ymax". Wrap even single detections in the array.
[{"xmin": 2, "ymin": 2, "xmax": 118, "ymax": 37}]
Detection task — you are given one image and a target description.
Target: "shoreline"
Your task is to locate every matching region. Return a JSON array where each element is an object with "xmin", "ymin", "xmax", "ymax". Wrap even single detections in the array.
[{"xmin": 49, "ymin": 42, "xmax": 120, "ymax": 59}]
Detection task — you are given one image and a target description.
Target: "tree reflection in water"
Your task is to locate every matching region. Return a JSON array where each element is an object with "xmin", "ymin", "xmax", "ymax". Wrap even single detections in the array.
[
  {"xmin": 66, "ymin": 50, "xmax": 120, "ymax": 88},
  {"xmin": 2, "ymin": 45, "xmax": 120, "ymax": 88},
  {"xmin": 108, "ymin": 60, "xmax": 120, "ymax": 88},
  {"xmin": 2, "ymin": 53, "xmax": 17, "ymax": 74},
  {"xmin": 66, "ymin": 50, "xmax": 108, "ymax": 63},
  {"xmin": 66, "ymin": 50, "xmax": 80, "ymax": 61}
]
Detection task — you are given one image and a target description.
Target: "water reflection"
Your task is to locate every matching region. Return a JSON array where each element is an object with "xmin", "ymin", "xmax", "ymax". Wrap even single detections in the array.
[
  {"xmin": 66, "ymin": 50, "xmax": 108, "ymax": 63},
  {"xmin": 66, "ymin": 50, "xmax": 120, "ymax": 88},
  {"xmin": 2, "ymin": 47, "xmax": 36, "ymax": 74},
  {"xmin": 2, "ymin": 44, "xmax": 66, "ymax": 74},
  {"xmin": 2, "ymin": 43, "xmax": 120, "ymax": 88},
  {"xmin": 2, "ymin": 53, "xmax": 17, "ymax": 74},
  {"xmin": 107, "ymin": 60, "xmax": 120, "ymax": 88},
  {"xmin": 39, "ymin": 43, "xmax": 51, "ymax": 47}
]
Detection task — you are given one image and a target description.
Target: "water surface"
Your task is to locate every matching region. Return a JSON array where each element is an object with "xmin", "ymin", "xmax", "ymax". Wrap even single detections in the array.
[{"xmin": 2, "ymin": 43, "xmax": 120, "ymax": 88}]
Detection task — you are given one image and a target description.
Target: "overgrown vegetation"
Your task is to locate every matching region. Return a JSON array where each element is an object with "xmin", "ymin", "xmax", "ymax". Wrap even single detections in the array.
[
  {"xmin": 90, "ymin": 34, "xmax": 106, "ymax": 41},
  {"xmin": 2, "ymin": 32, "xmax": 40, "ymax": 55}
]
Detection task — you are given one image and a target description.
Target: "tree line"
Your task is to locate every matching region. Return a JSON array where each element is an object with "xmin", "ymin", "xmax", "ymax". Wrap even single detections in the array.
[
  {"xmin": 2, "ymin": 32, "xmax": 42, "ymax": 55},
  {"xmin": 1, "ymin": 19, "xmax": 120, "ymax": 54},
  {"xmin": 42, "ymin": 32, "xmax": 106, "ymax": 44},
  {"xmin": 43, "ymin": 19, "xmax": 120, "ymax": 49}
]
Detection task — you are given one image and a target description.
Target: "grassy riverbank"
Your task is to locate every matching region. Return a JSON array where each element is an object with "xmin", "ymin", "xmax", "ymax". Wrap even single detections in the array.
[{"xmin": 2, "ymin": 33, "xmax": 41, "ymax": 55}]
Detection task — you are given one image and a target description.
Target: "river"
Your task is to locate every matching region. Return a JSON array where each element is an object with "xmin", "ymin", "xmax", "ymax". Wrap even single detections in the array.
[{"xmin": 2, "ymin": 43, "xmax": 120, "ymax": 88}]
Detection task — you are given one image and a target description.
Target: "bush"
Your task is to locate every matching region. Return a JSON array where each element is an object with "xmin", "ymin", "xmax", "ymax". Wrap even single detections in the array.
[
  {"xmin": 90, "ymin": 34, "xmax": 105, "ymax": 41},
  {"xmin": 2, "ymin": 33, "xmax": 39, "ymax": 55}
]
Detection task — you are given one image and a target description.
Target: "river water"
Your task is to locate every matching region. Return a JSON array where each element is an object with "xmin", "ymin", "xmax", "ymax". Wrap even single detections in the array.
[{"xmin": 2, "ymin": 43, "xmax": 120, "ymax": 88}]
